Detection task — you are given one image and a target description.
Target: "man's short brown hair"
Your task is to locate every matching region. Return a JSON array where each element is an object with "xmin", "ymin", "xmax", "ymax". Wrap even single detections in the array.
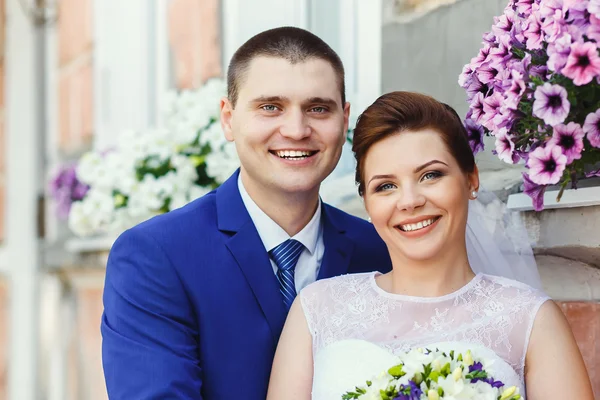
[{"xmin": 227, "ymin": 26, "xmax": 346, "ymax": 108}]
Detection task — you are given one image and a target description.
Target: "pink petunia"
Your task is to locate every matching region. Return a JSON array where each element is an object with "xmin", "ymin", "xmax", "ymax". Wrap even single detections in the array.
[
  {"xmin": 505, "ymin": 70, "xmax": 527, "ymax": 110},
  {"xmin": 549, "ymin": 122, "xmax": 585, "ymax": 163},
  {"xmin": 590, "ymin": 0, "xmax": 600, "ymax": 18},
  {"xmin": 494, "ymin": 129, "xmax": 519, "ymax": 164},
  {"xmin": 532, "ymin": 83, "xmax": 570, "ymax": 126},
  {"xmin": 587, "ymin": 15, "xmax": 600, "ymax": 43},
  {"xmin": 481, "ymin": 92, "xmax": 504, "ymax": 131},
  {"xmin": 523, "ymin": 11, "xmax": 544, "ymax": 50},
  {"xmin": 562, "ymin": 41, "xmax": 600, "ymax": 86},
  {"xmin": 515, "ymin": 0, "xmax": 536, "ymax": 15},
  {"xmin": 541, "ymin": 9, "xmax": 567, "ymax": 43},
  {"xmin": 527, "ymin": 143, "xmax": 568, "ymax": 185},
  {"xmin": 469, "ymin": 92, "xmax": 486, "ymax": 124},
  {"xmin": 547, "ymin": 33, "xmax": 572, "ymax": 73},
  {"xmin": 583, "ymin": 109, "xmax": 600, "ymax": 148}
]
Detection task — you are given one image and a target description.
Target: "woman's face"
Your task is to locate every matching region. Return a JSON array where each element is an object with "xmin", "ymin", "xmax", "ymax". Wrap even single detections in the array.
[{"xmin": 362, "ymin": 128, "xmax": 479, "ymax": 263}]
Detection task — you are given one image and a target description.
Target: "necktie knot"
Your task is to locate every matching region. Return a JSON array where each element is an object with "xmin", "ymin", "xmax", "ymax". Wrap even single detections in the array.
[{"xmin": 269, "ymin": 239, "xmax": 304, "ymax": 309}]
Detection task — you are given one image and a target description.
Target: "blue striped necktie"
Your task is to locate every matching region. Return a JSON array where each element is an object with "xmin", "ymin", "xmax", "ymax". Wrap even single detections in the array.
[{"xmin": 269, "ymin": 239, "xmax": 304, "ymax": 310}]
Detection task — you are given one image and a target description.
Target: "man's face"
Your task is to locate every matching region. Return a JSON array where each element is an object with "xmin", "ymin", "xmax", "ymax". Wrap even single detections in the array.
[{"xmin": 220, "ymin": 56, "xmax": 349, "ymax": 198}]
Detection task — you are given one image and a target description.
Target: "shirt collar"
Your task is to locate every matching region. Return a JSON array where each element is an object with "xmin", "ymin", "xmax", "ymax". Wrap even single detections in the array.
[{"xmin": 238, "ymin": 174, "xmax": 322, "ymax": 254}]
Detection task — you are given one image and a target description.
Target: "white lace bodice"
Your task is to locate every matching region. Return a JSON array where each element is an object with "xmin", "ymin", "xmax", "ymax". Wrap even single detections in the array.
[{"xmin": 299, "ymin": 272, "xmax": 549, "ymax": 399}]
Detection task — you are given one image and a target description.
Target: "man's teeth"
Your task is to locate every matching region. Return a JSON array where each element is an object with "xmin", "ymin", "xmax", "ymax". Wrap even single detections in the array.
[
  {"xmin": 275, "ymin": 150, "xmax": 313, "ymax": 159},
  {"xmin": 399, "ymin": 218, "xmax": 438, "ymax": 232}
]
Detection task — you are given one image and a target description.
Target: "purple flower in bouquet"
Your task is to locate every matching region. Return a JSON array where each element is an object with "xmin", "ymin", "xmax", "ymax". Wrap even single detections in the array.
[
  {"xmin": 465, "ymin": 118, "xmax": 485, "ymax": 154},
  {"xmin": 476, "ymin": 62, "xmax": 500, "ymax": 85},
  {"xmin": 49, "ymin": 163, "xmax": 89, "ymax": 220},
  {"xmin": 527, "ymin": 143, "xmax": 568, "ymax": 185},
  {"xmin": 470, "ymin": 92, "xmax": 486, "ymax": 124},
  {"xmin": 505, "ymin": 70, "xmax": 527, "ymax": 109},
  {"xmin": 494, "ymin": 129, "xmax": 520, "ymax": 164},
  {"xmin": 562, "ymin": 41, "xmax": 600, "ymax": 86},
  {"xmin": 584, "ymin": 109, "xmax": 600, "ymax": 148},
  {"xmin": 515, "ymin": 0, "xmax": 536, "ymax": 15},
  {"xmin": 547, "ymin": 33, "xmax": 572, "ymax": 72},
  {"xmin": 466, "ymin": 76, "xmax": 486, "ymax": 101},
  {"xmin": 482, "ymin": 92, "xmax": 505, "ymax": 131},
  {"xmin": 588, "ymin": 15, "xmax": 600, "ymax": 43},
  {"xmin": 523, "ymin": 10, "xmax": 544, "ymax": 50},
  {"xmin": 522, "ymin": 172, "xmax": 547, "ymax": 211},
  {"xmin": 549, "ymin": 122, "xmax": 585, "ymax": 163},
  {"xmin": 590, "ymin": 0, "xmax": 600, "ymax": 18},
  {"xmin": 532, "ymin": 83, "xmax": 570, "ymax": 126}
]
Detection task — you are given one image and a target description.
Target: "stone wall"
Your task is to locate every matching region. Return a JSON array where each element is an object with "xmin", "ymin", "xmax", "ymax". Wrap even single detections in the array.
[
  {"xmin": 381, "ymin": 0, "xmax": 523, "ymax": 190},
  {"xmin": 0, "ymin": 278, "xmax": 6, "ymax": 400}
]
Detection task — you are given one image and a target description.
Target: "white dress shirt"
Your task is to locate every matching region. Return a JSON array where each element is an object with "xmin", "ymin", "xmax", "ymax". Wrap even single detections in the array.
[{"xmin": 238, "ymin": 175, "xmax": 324, "ymax": 292}]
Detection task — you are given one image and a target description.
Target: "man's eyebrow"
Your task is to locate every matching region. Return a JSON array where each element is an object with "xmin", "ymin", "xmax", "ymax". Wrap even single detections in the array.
[
  {"xmin": 249, "ymin": 95, "xmax": 289, "ymax": 103},
  {"xmin": 303, "ymin": 97, "xmax": 339, "ymax": 108}
]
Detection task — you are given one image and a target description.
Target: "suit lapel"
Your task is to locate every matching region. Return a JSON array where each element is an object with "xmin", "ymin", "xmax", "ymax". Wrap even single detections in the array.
[
  {"xmin": 216, "ymin": 171, "xmax": 287, "ymax": 343},
  {"xmin": 318, "ymin": 204, "xmax": 355, "ymax": 280}
]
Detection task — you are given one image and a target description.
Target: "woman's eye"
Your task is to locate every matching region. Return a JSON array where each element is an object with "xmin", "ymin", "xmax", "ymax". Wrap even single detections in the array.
[
  {"xmin": 376, "ymin": 183, "xmax": 396, "ymax": 192},
  {"xmin": 422, "ymin": 171, "xmax": 443, "ymax": 181}
]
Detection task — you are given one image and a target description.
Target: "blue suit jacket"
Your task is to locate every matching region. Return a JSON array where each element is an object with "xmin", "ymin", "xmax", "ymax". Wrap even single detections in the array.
[{"xmin": 101, "ymin": 171, "xmax": 392, "ymax": 399}]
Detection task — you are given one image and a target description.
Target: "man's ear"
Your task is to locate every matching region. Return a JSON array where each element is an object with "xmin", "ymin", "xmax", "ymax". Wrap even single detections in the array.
[
  {"xmin": 343, "ymin": 102, "xmax": 351, "ymax": 135},
  {"xmin": 220, "ymin": 96, "xmax": 235, "ymax": 142}
]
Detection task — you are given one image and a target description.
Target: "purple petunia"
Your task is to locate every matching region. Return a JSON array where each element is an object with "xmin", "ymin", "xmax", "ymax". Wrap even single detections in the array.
[
  {"xmin": 49, "ymin": 163, "xmax": 90, "ymax": 220},
  {"xmin": 562, "ymin": 41, "xmax": 600, "ymax": 86},
  {"xmin": 505, "ymin": 70, "xmax": 527, "ymax": 110},
  {"xmin": 494, "ymin": 129, "xmax": 520, "ymax": 164},
  {"xmin": 532, "ymin": 83, "xmax": 570, "ymax": 126},
  {"xmin": 482, "ymin": 92, "xmax": 505, "ymax": 131},
  {"xmin": 469, "ymin": 92, "xmax": 486, "ymax": 124},
  {"xmin": 464, "ymin": 118, "xmax": 485, "ymax": 155},
  {"xmin": 522, "ymin": 172, "xmax": 547, "ymax": 211},
  {"xmin": 547, "ymin": 33, "xmax": 573, "ymax": 73},
  {"xmin": 583, "ymin": 109, "xmax": 600, "ymax": 148},
  {"xmin": 527, "ymin": 143, "xmax": 568, "ymax": 185},
  {"xmin": 523, "ymin": 10, "xmax": 543, "ymax": 50},
  {"xmin": 549, "ymin": 122, "xmax": 585, "ymax": 163},
  {"xmin": 590, "ymin": 0, "xmax": 600, "ymax": 18}
]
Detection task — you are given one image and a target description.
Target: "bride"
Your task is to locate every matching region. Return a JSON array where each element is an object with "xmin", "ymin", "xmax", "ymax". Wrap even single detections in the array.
[{"xmin": 266, "ymin": 92, "xmax": 593, "ymax": 399}]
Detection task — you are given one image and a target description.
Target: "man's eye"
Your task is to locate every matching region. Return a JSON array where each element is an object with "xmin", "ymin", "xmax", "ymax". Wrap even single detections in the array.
[
  {"xmin": 310, "ymin": 106, "xmax": 327, "ymax": 113},
  {"xmin": 261, "ymin": 105, "xmax": 279, "ymax": 112}
]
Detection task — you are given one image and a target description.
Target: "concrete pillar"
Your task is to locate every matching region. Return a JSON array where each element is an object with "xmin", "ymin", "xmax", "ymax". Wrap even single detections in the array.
[{"xmin": 5, "ymin": 0, "xmax": 44, "ymax": 397}]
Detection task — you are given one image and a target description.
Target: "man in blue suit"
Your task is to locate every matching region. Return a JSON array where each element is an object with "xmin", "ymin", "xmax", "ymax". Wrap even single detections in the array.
[{"xmin": 101, "ymin": 26, "xmax": 391, "ymax": 399}]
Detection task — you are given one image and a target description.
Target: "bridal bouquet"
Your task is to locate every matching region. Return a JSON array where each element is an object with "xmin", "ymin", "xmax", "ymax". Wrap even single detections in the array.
[
  {"xmin": 342, "ymin": 348, "xmax": 521, "ymax": 400},
  {"xmin": 459, "ymin": 0, "xmax": 600, "ymax": 210},
  {"xmin": 68, "ymin": 78, "xmax": 239, "ymax": 237}
]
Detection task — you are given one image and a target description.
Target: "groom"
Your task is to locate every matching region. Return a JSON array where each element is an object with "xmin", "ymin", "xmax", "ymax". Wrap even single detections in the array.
[{"xmin": 101, "ymin": 27, "xmax": 391, "ymax": 399}]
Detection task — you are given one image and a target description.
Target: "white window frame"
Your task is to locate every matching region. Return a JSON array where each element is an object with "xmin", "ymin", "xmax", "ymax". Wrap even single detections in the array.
[
  {"xmin": 220, "ymin": 0, "xmax": 382, "ymax": 120},
  {"xmin": 92, "ymin": 0, "xmax": 171, "ymax": 150}
]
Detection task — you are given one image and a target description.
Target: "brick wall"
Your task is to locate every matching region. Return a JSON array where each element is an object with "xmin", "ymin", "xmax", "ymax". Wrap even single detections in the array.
[
  {"xmin": 168, "ymin": 0, "xmax": 222, "ymax": 89},
  {"xmin": 559, "ymin": 302, "xmax": 600, "ymax": 398},
  {"xmin": 0, "ymin": 0, "xmax": 5, "ymax": 241},
  {"xmin": 57, "ymin": 0, "xmax": 93, "ymax": 153}
]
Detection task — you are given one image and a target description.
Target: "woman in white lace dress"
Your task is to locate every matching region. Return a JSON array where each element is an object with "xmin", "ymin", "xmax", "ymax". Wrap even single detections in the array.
[{"xmin": 267, "ymin": 92, "xmax": 593, "ymax": 399}]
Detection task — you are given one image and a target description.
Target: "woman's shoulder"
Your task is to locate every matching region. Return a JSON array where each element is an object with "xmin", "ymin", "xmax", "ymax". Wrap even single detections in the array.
[{"xmin": 476, "ymin": 273, "xmax": 550, "ymax": 310}]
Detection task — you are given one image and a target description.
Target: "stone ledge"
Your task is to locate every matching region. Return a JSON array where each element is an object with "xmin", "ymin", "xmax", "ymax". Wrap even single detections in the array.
[{"xmin": 538, "ymin": 255, "xmax": 600, "ymax": 301}]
